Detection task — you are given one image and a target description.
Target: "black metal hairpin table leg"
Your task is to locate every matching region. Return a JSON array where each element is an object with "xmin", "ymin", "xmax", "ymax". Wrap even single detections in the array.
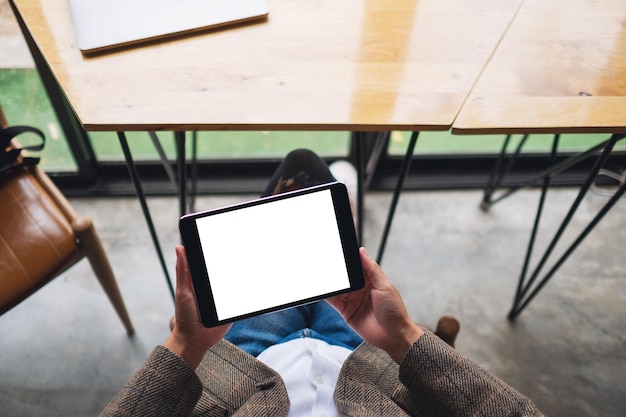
[
  {"xmin": 376, "ymin": 131, "xmax": 419, "ymax": 264},
  {"xmin": 508, "ymin": 134, "xmax": 621, "ymax": 319},
  {"xmin": 481, "ymin": 134, "xmax": 530, "ymax": 211},
  {"xmin": 175, "ymin": 132, "xmax": 187, "ymax": 217},
  {"xmin": 487, "ymin": 137, "xmax": 613, "ymax": 209},
  {"xmin": 118, "ymin": 132, "xmax": 175, "ymax": 301},
  {"xmin": 190, "ymin": 131, "xmax": 199, "ymax": 214},
  {"xmin": 354, "ymin": 133, "xmax": 365, "ymax": 245},
  {"xmin": 510, "ymin": 134, "xmax": 559, "ymax": 316}
]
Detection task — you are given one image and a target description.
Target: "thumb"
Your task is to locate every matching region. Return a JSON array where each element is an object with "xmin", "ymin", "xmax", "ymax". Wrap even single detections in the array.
[
  {"xmin": 359, "ymin": 247, "xmax": 386, "ymax": 289},
  {"xmin": 175, "ymin": 245, "xmax": 193, "ymax": 295}
]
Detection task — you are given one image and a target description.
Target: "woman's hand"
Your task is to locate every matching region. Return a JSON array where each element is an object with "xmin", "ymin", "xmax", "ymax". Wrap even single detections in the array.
[
  {"xmin": 164, "ymin": 245, "xmax": 232, "ymax": 369},
  {"xmin": 326, "ymin": 247, "xmax": 423, "ymax": 364}
]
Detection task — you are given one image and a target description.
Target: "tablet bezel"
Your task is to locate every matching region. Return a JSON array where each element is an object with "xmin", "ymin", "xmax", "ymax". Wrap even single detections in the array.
[{"xmin": 179, "ymin": 182, "xmax": 364, "ymax": 328}]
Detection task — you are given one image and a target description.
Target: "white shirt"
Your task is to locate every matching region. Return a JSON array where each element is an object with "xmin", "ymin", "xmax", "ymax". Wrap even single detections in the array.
[{"xmin": 257, "ymin": 337, "xmax": 352, "ymax": 417}]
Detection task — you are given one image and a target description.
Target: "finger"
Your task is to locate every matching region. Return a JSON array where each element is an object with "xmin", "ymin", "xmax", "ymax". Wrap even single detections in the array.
[
  {"xmin": 325, "ymin": 293, "xmax": 348, "ymax": 313},
  {"xmin": 359, "ymin": 247, "xmax": 387, "ymax": 288}
]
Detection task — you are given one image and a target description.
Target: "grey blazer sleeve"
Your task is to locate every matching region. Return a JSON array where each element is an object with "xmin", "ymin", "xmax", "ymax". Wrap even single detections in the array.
[
  {"xmin": 99, "ymin": 340, "xmax": 290, "ymax": 417},
  {"xmin": 334, "ymin": 332, "xmax": 543, "ymax": 417},
  {"xmin": 99, "ymin": 345, "xmax": 203, "ymax": 417},
  {"xmin": 399, "ymin": 332, "xmax": 542, "ymax": 416}
]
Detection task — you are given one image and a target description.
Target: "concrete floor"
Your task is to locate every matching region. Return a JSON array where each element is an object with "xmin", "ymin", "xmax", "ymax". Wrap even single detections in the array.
[{"xmin": 0, "ymin": 186, "xmax": 624, "ymax": 416}]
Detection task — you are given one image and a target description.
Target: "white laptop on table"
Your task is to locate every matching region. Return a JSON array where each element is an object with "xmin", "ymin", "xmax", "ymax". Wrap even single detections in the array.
[{"xmin": 69, "ymin": 0, "xmax": 270, "ymax": 54}]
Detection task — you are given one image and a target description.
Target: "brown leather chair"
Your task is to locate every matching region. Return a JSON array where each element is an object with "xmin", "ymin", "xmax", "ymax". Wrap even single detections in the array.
[{"xmin": 0, "ymin": 105, "xmax": 133, "ymax": 334}]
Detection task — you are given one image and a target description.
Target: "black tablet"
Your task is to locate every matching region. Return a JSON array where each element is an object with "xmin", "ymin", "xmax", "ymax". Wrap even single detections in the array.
[{"xmin": 179, "ymin": 182, "xmax": 364, "ymax": 328}]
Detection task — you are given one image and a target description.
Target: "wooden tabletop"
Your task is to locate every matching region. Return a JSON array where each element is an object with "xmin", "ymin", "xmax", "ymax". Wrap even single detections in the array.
[
  {"xmin": 453, "ymin": 0, "xmax": 626, "ymax": 135},
  {"xmin": 10, "ymin": 0, "xmax": 521, "ymax": 132}
]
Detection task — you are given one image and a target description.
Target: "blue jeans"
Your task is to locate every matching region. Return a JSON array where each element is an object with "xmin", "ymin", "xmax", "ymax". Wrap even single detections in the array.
[{"xmin": 224, "ymin": 301, "xmax": 363, "ymax": 357}]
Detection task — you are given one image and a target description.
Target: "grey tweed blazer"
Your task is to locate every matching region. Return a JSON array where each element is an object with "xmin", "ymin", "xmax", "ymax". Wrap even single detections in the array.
[{"xmin": 100, "ymin": 332, "xmax": 542, "ymax": 417}]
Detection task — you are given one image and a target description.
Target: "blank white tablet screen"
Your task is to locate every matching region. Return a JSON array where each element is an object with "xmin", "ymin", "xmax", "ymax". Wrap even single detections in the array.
[{"xmin": 196, "ymin": 190, "xmax": 351, "ymax": 320}]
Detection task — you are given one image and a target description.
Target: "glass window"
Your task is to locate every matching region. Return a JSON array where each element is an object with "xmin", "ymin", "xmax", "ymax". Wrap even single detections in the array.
[
  {"xmin": 0, "ymin": 68, "xmax": 78, "ymax": 172},
  {"xmin": 89, "ymin": 130, "xmax": 350, "ymax": 162},
  {"xmin": 388, "ymin": 130, "xmax": 624, "ymax": 156}
]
